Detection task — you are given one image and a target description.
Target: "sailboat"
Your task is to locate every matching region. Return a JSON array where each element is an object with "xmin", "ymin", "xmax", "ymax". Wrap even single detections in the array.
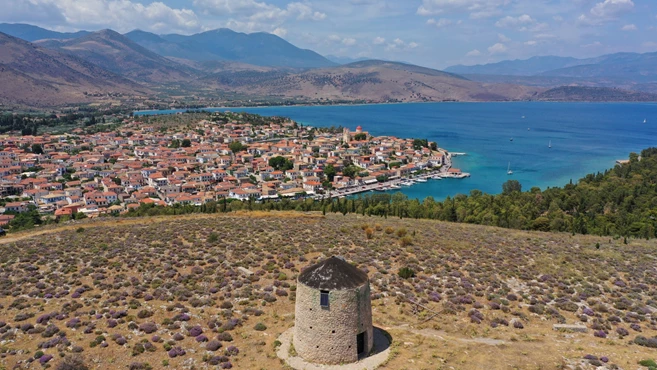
[
  {"xmin": 548, "ymin": 140, "xmax": 552, "ymax": 148},
  {"xmin": 507, "ymin": 162, "xmax": 513, "ymax": 175},
  {"xmin": 644, "ymin": 119, "xmax": 647, "ymax": 124}
]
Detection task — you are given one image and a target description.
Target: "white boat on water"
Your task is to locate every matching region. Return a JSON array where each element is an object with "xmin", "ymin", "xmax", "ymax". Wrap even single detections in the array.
[
  {"xmin": 507, "ymin": 162, "xmax": 513, "ymax": 175},
  {"xmin": 416, "ymin": 178, "xmax": 428, "ymax": 183},
  {"xmin": 432, "ymin": 174, "xmax": 442, "ymax": 180},
  {"xmin": 548, "ymin": 140, "xmax": 552, "ymax": 148},
  {"xmin": 401, "ymin": 181, "xmax": 413, "ymax": 186},
  {"xmin": 390, "ymin": 184, "xmax": 401, "ymax": 189},
  {"xmin": 644, "ymin": 119, "xmax": 647, "ymax": 124}
]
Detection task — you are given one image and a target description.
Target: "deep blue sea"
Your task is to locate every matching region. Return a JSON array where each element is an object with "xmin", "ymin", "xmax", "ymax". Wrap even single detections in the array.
[{"xmin": 135, "ymin": 102, "xmax": 657, "ymax": 200}]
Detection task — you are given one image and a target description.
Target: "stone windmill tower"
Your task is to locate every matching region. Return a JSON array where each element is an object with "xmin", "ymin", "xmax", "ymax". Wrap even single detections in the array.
[{"xmin": 293, "ymin": 256, "xmax": 373, "ymax": 364}]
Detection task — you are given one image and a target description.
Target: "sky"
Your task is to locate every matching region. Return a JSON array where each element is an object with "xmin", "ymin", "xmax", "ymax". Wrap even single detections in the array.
[{"xmin": 2, "ymin": 0, "xmax": 656, "ymax": 69}]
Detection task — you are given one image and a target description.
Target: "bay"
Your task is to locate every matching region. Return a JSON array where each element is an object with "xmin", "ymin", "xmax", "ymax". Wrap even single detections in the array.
[{"xmin": 135, "ymin": 102, "xmax": 657, "ymax": 200}]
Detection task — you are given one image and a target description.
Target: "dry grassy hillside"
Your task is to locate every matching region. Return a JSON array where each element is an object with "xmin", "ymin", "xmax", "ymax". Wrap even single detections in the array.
[
  {"xmin": 206, "ymin": 61, "xmax": 543, "ymax": 103},
  {"xmin": 0, "ymin": 213, "xmax": 656, "ymax": 370},
  {"xmin": 0, "ymin": 32, "xmax": 148, "ymax": 107}
]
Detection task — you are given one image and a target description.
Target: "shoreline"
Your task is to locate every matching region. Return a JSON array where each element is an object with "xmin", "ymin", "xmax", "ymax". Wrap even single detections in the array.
[{"xmin": 132, "ymin": 101, "xmax": 657, "ymax": 116}]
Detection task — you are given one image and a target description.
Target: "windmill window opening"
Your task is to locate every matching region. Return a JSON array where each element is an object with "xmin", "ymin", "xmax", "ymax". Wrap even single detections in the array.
[{"xmin": 320, "ymin": 290, "xmax": 329, "ymax": 307}]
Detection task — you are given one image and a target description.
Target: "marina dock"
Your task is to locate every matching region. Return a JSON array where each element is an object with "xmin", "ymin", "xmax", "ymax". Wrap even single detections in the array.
[{"xmin": 314, "ymin": 169, "xmax": 470, "ymax": 200}]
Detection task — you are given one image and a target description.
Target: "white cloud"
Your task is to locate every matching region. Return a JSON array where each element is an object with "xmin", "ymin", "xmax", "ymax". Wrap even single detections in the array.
[
  {"xmin": 524, "ymin": 40, "xmax": 537, "ymax": 46},
  {"xmin": 621, "ymin": 23, "xmax": 637, "ymax": 31},
  {"xmin": 192, "ymin": 0, "xmax": 270, "ymax": 15},
  {"xmin": 427, "ymin": 18, "xmax": 452, "ymax": 28},
  {"xmin": 286, "ymin": 2, "xmax": 327, "ymax": 21},
  {"xmin": 342, "ymin": 37, "xmax": 356, "ymax": 46},
  {"xmin": 417, "ymin": 0, "xmax": 510, "ymax": 19},
  {"xmin": 194, "ymin": 0, "xmax": 326, "ymax": 32},
  {"xmin": 590, "ymin": 0, "xmax": 634, "ymax": 18},
  {"xmin": 373, "ymin": 36, "xmax": 386, "ymax": 45},
  {"xmin": 583, "ymin": 41, "xmax": 603, "ymax": 48},
  {"xmin": 1, "ymin": 0, "xmax": 68, "ymax": 25},
  {"xmin": 578, "ymin": 0, "xmax": 634, "ymax": 25},
  {"xmin": 495, "ymin": 14, "xmax": 534, "ymax": 28},
  {"xmin": 2, "ymin": 0, "xmax": 201, "ymax": 33},
  {"xmin": 535, "ymin": 33, "xmax": 556, "ymax": 39},
  {"xmin": 272, "ymin": 27, "xmax": 287, "ymax": 37},
  {"xmin": 328, "ymin": 34, "xmax": 357, "ymax": 47},
  {"xmin": 487, "ymin": 42, "xmax": 507, "ymax": 54},
  {"xmin": 385, "ymin": 38, "xmax": 419, "ymax": 52},
  {"xmin": 498, "ymin": 33, "xmax": 510, "ymax": 42},
  {"xmin": 522, "ymin": 22, "xmax": 549, "ymax": 32},
  {"xmin": 465, "ymin": 49, "xmax": 481, "ymax": 57}
]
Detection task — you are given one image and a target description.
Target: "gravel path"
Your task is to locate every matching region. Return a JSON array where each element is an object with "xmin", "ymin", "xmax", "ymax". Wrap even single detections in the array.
[{"xmin": 276, "ymin": 327, "xmax": 391, "ymax": 370}]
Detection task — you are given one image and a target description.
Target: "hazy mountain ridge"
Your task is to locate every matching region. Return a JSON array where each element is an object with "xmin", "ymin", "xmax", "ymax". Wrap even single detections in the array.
[
  {"xmin": 538, "ymin": 52, "xmax": 657, "ymax": 82},
  {"xmin": 126, "ymin": 28, "xmax": 336, "ymax": 68},
  {"xmin": 0, "ymin": 23, "xmax": 336, "ymax": 70},
  {"xmin": 446, "ymin": 56, "xmax": 587, "ymax": 76},
  {"xmin": 325, "ymin": 55, "xmax": 370, "ymax": 65},
  {"xmin": 34, "ymin": 29, "xmax": 197, "ymax": 84},
  {"xmin": 0, "ymin": 23, "xmax": 90, "ymax": 42},
  {"xmin": 446, "ymin": 52, "xmax": 657, "ymax": 84}
]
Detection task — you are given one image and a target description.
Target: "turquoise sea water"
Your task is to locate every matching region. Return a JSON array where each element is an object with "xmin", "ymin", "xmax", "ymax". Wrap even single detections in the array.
[{"xmin": 135, "ymin": 102, "xmax": 657, "ymax": 200}]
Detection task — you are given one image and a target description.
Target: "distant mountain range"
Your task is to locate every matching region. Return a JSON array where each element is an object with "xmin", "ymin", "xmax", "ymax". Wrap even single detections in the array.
[
  {"xmin": 0, "ymin": 22, "xmax": 656, "ymax": 108},
  {"xmin": 446, "ymin": 56, "xmax": 585, "ymax": 76},
  {"xmin": 0, "ymin": 23, "xmax": 91, "ymax": 42},
  {"xmin": 34, "ymin": 29, "xmax": 196, "ymax": 83},
  {"xmin": 126, "ymin": 29, "xmax": 336, "ymax": 69},
  {"xmin": 324, "ymin": 55, "xmax": 370, "ymax": 65},
  {"xmin": 446, "ymin": 53, "xmax": 657, "ymax": 85},
  {"xmin": 0, "ymin": 23, "xmax": 335, "ymax": 69}
]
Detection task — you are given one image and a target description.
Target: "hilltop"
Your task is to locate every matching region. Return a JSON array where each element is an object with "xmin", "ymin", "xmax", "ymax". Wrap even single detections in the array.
[{"xmin": 0, "ymin": 212, "xmax": 655, "ymax": 369}]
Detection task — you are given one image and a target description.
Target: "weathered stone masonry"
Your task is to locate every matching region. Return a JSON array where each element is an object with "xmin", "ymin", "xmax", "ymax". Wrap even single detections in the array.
[{"xmin": 294, "ymin": 256, "xmax": 373, "ymax": 365}]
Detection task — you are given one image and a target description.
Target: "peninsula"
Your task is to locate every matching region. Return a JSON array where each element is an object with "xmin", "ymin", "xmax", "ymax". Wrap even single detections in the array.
[{"xmin": 0, "ymin": 111, "xmax": 460, "ymax": 228}]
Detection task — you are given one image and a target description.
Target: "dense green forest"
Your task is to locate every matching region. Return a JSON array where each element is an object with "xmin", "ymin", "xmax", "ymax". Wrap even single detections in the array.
[{"xmin": 122, "ymin": 148, "xmax": 657, "ymax": 239}]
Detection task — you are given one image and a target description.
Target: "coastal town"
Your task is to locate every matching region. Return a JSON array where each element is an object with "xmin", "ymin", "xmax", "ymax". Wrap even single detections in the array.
[{"xmin": 0, "ymin": 111, "xmax": 467, "ymax": 224}]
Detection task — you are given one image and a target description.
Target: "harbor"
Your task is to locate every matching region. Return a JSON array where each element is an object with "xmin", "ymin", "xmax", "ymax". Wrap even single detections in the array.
[{"xmin": 314, "ymin": 153, "xmax": 470, "ymax": 200}]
